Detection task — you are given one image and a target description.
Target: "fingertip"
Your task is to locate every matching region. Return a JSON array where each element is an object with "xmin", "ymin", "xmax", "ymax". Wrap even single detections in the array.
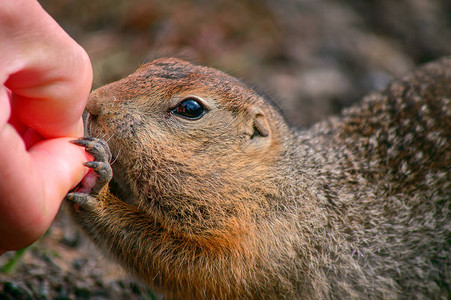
[{"xmin": 29, "ymin": 137, "xmax": 92, "ymax": 199}]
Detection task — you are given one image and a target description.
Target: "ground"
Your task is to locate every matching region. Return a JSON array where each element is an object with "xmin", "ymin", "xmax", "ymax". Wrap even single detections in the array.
[{"xmin": 1, "ymin": 0, "xmax": 450, "ymax": 298}]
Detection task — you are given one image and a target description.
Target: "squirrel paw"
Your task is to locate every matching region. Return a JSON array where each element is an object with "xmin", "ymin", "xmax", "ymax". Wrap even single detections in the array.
[{"xmin": 65, "ymin": 137, "xmax": 113, "ymax": 211}]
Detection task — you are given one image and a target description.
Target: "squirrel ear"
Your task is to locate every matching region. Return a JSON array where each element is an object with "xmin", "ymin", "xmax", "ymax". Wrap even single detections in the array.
[
  {"xmin": 252, "ymin": 114, "xmax": 269, "ymax": 138},
  {"xmin": 251, "ymin": 112, "xmax": 270, "ymax": 139}
]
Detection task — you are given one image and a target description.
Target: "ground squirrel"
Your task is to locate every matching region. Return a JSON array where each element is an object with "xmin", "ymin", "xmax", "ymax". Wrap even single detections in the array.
[{"xmin": 66, "ymin": 57, "xmax": 450, "ymax": 299}]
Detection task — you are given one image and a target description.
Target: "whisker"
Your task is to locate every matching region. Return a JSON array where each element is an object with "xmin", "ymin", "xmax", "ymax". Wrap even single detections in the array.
[
  {"xmin": 105, "ymin": 132, "xmax": 114, "ymax": 143},
  {"xmin": 96, "ymin": 132, "xmax": 106, "ymax": 140},
  {"xmin": 110, "ymin": 131, "xmax": 124, "ymax": 166},
  {"xmin": 110, "ymin": 144, "xmax": 122, "ymax": 166}
]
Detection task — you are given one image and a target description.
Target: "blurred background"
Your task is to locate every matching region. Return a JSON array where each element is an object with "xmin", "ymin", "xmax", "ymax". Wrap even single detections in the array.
[
  {"xmin": 41, "ymin": 0, "xmax": 451, "ymax": 127},
  {"xmin": 1, "ymin": 0, "xmax": 450, "ymax": 298}
]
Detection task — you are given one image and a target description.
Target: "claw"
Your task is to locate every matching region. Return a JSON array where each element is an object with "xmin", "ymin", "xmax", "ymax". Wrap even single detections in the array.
[
  {"xmin": 83, "ymin": 161, "xmax": 103, "ymax": 170},
  {"xmin": 65, "ymin": 192, "xmax": 76, "ymax": 202},
  {"xmin": 83, "ymin": 161, "xmax": 112, "ymax": 195},
  {"xmin": 65, "ymin": 192, "xmax": 97, "ymax": 211},
  {"xmin": 70, "ymin": 137, "xmax": 112, "ymax": 162}
]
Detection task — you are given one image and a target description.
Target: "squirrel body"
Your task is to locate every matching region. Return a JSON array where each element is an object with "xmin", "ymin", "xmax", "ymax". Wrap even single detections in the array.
[{"xmin": 68, "ymin": 57, "xmax": 450, "ymax": 299}]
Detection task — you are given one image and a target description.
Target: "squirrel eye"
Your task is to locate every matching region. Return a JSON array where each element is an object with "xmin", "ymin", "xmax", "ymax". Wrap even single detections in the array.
[{"xmin": 172, "ymin": 98, "xmax": 206, "ymax": 119}]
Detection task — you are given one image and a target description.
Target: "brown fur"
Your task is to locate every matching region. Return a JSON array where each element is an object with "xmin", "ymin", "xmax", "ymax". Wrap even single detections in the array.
[{"xmin": 71, "ymin": 57, "xmax": 450, "ymax": 299}]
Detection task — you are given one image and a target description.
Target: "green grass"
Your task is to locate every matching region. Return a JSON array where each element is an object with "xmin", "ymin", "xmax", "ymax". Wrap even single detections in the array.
[{"xmin": 0, "ymin": 246, "xmax": 30, "ymax": 274}]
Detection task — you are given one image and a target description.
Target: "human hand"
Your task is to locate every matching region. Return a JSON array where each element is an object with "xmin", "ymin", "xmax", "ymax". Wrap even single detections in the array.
[{"xmin": 0, "ymin": 0, "xmax": 93, "ymax": 253}]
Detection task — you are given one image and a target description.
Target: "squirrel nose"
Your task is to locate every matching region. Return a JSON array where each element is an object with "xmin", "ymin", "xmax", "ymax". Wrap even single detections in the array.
[{"xmin": 86, "ymin": 89, "xmax": 106, "ymax": 117}]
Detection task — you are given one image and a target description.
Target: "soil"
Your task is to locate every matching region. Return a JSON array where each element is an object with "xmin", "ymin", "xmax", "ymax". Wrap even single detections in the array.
[
  {"xmin": 1, "ymin": 0, "xmax": 450, "ymax": 298},
  {"xmin": 0, "ymin": 209, "xmax": 158, "ymax": 300}
]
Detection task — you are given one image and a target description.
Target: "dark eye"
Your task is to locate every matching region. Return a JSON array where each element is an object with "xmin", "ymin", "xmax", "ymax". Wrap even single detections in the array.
[{"xmin": 171, "ymin": 98, "xmax": 206, "ymax": 119}]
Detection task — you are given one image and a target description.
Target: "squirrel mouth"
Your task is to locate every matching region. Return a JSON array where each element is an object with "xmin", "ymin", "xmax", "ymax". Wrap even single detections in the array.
[{"xmin": 83, "ymin": 110, "xmax": 133, "ymax": 204}]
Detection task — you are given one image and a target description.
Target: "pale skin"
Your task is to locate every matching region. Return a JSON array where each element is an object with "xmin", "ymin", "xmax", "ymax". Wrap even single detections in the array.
[{"xmin": 0, "ymin": 0, "xmax": 93, "ymax": 253}]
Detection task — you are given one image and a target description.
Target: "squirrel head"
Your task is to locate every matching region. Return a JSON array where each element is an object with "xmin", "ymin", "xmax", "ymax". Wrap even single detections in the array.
[{"xmin": 86, "ymin": 58, "xmax": 290, "ymax": 246}]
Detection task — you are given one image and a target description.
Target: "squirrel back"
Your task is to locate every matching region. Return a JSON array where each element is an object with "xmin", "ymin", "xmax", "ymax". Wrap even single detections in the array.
[{"xmin": 280, "ymin": 58, "xmax": 450, "ymax": 297}]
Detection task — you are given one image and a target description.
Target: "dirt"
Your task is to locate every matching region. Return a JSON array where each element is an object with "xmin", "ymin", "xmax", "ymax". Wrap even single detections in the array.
[
  {"xmin": 1, "ymin": 0, "xmax": 450, "ymax": 298},
  {"xmin": 0, "ymin": 209, "xmax": 157, "ymax": 300}
]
